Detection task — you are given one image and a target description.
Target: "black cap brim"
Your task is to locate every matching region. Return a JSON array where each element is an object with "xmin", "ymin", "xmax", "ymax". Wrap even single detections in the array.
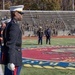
[{"xmin": 18, "ymin": 11, "xmax": 24, "ymax": 14}]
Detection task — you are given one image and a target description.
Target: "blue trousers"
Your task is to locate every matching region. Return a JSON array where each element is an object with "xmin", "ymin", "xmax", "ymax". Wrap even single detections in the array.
[
  {"xmin": 46, "ymin": 36, "xmax": 51, "ymax": 44},
  {"xmin": 4, "ymin": 65, "xmax": 22, "ymax": 75},
  {"xmin": 38, "ymin": 37, "xmax": 42, "ymax": 45}
]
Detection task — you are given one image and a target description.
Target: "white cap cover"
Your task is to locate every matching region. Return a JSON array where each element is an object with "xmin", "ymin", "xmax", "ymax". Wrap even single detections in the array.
[{"xmin": 10, "ymin": 5, "xmax": 24, "ymax": 12}]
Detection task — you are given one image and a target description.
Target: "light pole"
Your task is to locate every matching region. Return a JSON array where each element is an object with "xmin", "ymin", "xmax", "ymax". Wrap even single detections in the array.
[{"xmin": 3, "ymin": 0, "xmax": 5, "ymax": 10}]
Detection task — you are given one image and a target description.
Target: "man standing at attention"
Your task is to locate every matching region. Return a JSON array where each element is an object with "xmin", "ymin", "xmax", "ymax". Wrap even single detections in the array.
[{"xmin": 3, "ymin": 5, "xmax": 24, "ymax": 75}]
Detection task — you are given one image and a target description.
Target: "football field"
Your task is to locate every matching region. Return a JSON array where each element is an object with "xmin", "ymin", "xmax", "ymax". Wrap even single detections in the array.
[
  {"xmin": 21, "ymin": 36, "xmax": 75, "ymax": 75},
  {"xmin": 22, "ymin": 36, "xmax": 75, "ymax": 48}
]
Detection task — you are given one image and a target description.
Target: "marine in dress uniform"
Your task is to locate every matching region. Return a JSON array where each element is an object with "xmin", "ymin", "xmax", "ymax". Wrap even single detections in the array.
[
  {"xmin": 2, "ymin": 5, "xmax": 24, "ymax": 75},
  {"xmin": 0, "ymin": 19, "xmax": 11, "ymax": 63},
  {"xmin": 0, "ymin": 21, "xmax": 6, "ymax": 67}
]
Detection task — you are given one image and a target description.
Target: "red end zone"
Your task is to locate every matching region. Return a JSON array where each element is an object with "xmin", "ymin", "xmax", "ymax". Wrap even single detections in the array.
[{"xmin": 22, "ymin": 46, "xmax": 75, "ymax": 62}]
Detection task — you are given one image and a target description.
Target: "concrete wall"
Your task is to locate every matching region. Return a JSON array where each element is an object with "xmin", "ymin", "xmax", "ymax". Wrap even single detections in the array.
[{"xmin": 58, "ymin": 30, "xmax": 70, "ymax": 36}]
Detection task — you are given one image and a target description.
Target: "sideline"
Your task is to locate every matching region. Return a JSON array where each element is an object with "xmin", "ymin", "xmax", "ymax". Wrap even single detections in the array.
[
  {"xmin": 0, "ymin": 65, "xmax": 3, "ymax": 75},
  {"xmin": 22, "ymin": 36, "xmax": 75, "ymax": 39}
]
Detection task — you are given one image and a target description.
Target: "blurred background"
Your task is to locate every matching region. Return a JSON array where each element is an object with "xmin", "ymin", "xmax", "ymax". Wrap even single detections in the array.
[
  {"xmin": 0, "ymin": 0, "xmax": 75, "ymax": 37},
  {"xmin": 0, "ymin": 0, "xmax": 75, "ymax": 10}
]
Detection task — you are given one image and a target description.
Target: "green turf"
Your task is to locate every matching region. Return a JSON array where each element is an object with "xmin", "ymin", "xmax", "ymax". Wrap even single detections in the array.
[
  {"xmin": 21, "ymin": 67, "xmax": 75, "ymax": 75},
  {"xmin": 21, "ymin": 38, "xmax": 75, "ymax": 75},
  {"xmin": 22, "ymin": 38, "xmax": 75, "ymax": 48}
]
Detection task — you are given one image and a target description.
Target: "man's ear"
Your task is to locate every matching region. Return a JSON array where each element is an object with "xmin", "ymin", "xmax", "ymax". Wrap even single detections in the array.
[{"xmin": 11, "ymin": 11, "xmax": 16, "ymax": 17}]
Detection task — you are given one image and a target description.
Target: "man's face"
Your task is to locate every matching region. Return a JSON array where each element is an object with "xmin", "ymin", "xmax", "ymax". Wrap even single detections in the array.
[{"xmin": 15, "ymin": 11, "xmax": 23, "ymax": 21}]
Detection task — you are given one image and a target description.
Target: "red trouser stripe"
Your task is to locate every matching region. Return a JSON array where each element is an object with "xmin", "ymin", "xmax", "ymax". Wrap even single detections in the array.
[
  {"xmin": 14, "ymin": 66, "xmax": 18, "ymax": 75},
  {"xmin": 1, "ymin": 52, "xmax": 4, "ymax": 63}
]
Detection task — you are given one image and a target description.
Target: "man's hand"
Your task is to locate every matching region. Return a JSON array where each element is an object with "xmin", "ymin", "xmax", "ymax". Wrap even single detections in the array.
[{"xmin": 7, "ymin": 63, "xmax": 15, "ymax": 71}]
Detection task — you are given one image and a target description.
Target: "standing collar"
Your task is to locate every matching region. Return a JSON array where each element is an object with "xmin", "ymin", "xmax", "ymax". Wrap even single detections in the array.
[{"xmin": 11, "ymin": 18, "xmax": 19, "ymax": 23}]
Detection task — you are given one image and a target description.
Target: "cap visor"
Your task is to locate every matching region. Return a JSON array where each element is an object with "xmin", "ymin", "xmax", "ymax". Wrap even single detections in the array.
[{"xmin": 20, "ymin": 12, "xmax": 24, "ymax": 14}]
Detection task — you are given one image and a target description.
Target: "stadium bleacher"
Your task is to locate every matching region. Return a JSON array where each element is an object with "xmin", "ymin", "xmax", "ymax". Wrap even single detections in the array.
[{"xmin": 0, "ymin": 10, "xmax": 75, "ymax": 36}]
